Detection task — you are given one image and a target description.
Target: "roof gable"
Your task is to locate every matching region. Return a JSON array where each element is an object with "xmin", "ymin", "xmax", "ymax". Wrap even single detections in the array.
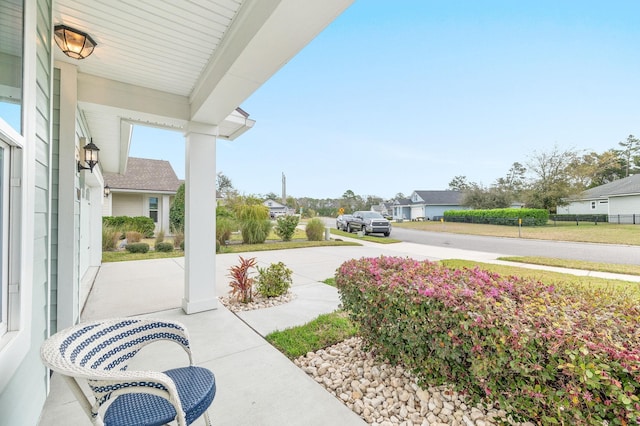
[
  {"xmin": 581, "ymin": 174, "xmax": 640, "ymax": 198},
  {"xmin": 103, "ymin": 157, "xmax": 181, "ymax": 192},
  {"xmin": 413, "ymin": 190, "xmax": 462, "ymax": 205}
]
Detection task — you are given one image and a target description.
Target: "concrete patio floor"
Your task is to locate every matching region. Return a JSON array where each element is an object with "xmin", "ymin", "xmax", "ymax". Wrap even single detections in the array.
[{"xmin": 38, "ymin": 238, "xmax": 640, "ymax": 425}]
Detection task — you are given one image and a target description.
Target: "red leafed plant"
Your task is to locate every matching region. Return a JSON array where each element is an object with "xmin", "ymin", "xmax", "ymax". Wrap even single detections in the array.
[{"xmin": 228, "ymin": 256, "xmax": 257, "ymax": 303}]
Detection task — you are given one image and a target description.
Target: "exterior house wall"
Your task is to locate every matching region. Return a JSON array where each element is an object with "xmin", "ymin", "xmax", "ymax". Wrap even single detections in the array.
[
  {"xmin": 393, "ymin": 206, "xmax": 411, "ymax": 220},
  {"xmin": 50, "ymin": 68, "xmax": 60, "ymax": 334},
  {"xmin": 411, "ymin": 206, "xmax": 424, "ymax": 219},
  {"xmin": 557, "ymin": 200, "xmax": 609, "ymax": 215},
  {"xmin": 609, "ymin": 196, "xmax": 640, "ymax": 224},
  {"xmin": 112, "ymin": 193, "xmax": 144, "ymax": 217},
  {"xmin": 110, "ymin": 192, "xmax": 174, "ymax": 234},
  {"xmin": 609, "ymin": 195, "xmax": 640, "ymax": 214}
]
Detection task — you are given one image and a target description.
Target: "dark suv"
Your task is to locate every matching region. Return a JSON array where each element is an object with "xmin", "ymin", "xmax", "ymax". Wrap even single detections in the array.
[
  {"xmin": 336, "ymin": 214, "xmax": 353, "ymax": 231},
  {"xmin": 346, "ymin": 211, "xmax": 391, "ymax": 236}
]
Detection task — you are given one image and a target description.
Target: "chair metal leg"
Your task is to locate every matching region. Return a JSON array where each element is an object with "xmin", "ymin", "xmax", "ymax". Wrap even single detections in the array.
[{"xmin": 204, "ymin": 411, "xmax": 212, "ymax": 426}]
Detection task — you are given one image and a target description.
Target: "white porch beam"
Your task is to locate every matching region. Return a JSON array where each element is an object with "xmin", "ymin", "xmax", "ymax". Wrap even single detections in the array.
[
  {"xmin": 77, "ymin": 73, "xmax": 190, "ymax": 121},
  {"xmin": 182, "ymin": 123, "xmax": 218, "ymax": 314}
]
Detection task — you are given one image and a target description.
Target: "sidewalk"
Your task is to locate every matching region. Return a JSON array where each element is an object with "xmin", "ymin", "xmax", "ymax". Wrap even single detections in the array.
[{"xmin": 39, "ymin": 237, "xmax": 640, "ymax": 425}]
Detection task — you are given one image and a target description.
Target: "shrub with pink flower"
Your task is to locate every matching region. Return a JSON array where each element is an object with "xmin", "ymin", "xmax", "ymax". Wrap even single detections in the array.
[{"xmin": 336, "ymin": 256, "xmax": 640, "ymax": 425}]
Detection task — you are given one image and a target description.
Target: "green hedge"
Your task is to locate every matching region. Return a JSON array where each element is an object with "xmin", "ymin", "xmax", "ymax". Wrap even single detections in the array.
[
  {"xmin": 103, "ymin": 216, "xmax": 155, "ymax": 238},
  {"xmin": 550, "ymin": 214, "xmax": 609, "ymax": 223},
  {"xmin": 336, "ymin": 256, "xmax": 640, "ymax": 425},
  {"xmin": 444, "ymin": 208, "xmax": 549, "ymax": 226},
  {"xmin": 154, "ymin": 242, "xmax": 174, "ymax": 252},
  {"xmin": 125, "ymin": 242, "xmax": 149, "ymax": 253}
]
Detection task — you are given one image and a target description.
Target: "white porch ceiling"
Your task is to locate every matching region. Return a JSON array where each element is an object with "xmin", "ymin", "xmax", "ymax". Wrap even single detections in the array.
[{"xmin": 53, "ymin": 0, "xmax": 354, "ymax": 173}]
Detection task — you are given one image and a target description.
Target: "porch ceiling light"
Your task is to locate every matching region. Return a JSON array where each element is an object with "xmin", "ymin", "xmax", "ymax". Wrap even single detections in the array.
[
  {"xmin": 54, "ymin": 25, "xmax": 97, "ymax": 59},
  {"xmin": 78, "ymin": 138, "xmax": 100, "ymax": 173}
]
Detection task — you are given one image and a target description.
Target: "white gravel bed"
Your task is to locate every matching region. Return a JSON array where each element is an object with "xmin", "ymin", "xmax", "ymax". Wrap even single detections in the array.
[
  {"xmin": 218, "ymin": 291, "xmax": 296, "ymax": 312},
  {"xmin": 294, "ymin": 337, "xmax": 535, "ymax": 426}
]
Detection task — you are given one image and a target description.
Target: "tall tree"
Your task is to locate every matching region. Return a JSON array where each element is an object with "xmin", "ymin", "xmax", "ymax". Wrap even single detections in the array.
[
  {"xmin": 341, "ymin": 189, "xmax": 364, "ymax": 212},
  {"xmin": 169, "ymin": 183, "xmax": 185, "ymax": 232},
  {"xmin": 365, "ymin": 195, "xmax": 383, "ymax": 210},
  {"xmin": 524, "ymin": 145, "xmax": 578, "ymax": 211},
  {"xmin": 394, "ymin": 192, "xmax": 406, "ymax": 200},
  {"xmin": 264, "ymin": 192, "xmax": 279, "ymax": 201},
  {"xmin": 461, "ymin": 185, "xmax": 511, "ymax": 209},
  {"xmin": 448, "ymin": 175, "xmax": 472, "ymax": 191},
  {"xmin": 618, "ymin": 134, "xmax": 640, "ymax": 177},
  {"xmin": 216, "ymin": 172, "xmax": 236, "ymax": 198},
  {"xmin": 494, "ymin": 162, "xmax": 527, "ymax": 194}
]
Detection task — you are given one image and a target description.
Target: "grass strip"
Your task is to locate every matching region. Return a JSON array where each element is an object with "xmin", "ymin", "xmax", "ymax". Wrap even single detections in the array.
[
  {"xmin": 265, "ymin": 311, "xmax": 358, "ymax": 359},
  {"xmin": 440, "ymin": 259, "xmax": 640, "ymax": 298},
  {"xmin": 498, "ymin": 256, "xmax": 640, "ymax": 276},
  {"xmin": 102, "ymin": 250, "xmax": 186, "ymax": 263},
  {"xmin": 330, "ymin": 228, "xmax": 401, "ymax": 244},
  {"xmin": 219, "ymin": 240, "xmax": 360, "ymax": 253},
  {"xmin": 322, "ymin": 277, "xmax": 336, "ymax": 287},
  {"xmin": 103, "ymin": 240, "xmax": 360, "ymax": 262}
]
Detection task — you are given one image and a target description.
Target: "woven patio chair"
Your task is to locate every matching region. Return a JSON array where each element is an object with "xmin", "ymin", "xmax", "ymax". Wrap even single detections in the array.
[{"xmin": 40, "ymin": 318, "xmax": 216, "ymax": 426}]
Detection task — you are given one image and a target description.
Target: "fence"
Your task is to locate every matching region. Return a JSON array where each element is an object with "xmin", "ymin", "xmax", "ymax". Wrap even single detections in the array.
[
  {"xmin": 608, "ymin": 214, "xmax": 640, "ymax": 225},
  {"xmin": 549, "ymin": 214, "xmax": 640, "ymax": 225}
]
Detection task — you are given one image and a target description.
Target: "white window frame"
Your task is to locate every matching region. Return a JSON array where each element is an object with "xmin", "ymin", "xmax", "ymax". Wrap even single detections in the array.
[
  {"xmin": 0, "ymin": 114, "xmax": 28, "ymax": 393},
  {"xmin": 591, "ymin": 201, "xmax": 596, "ymax": 210},
  {"xmin": 0, "ymin": 0, "xmax": 34, "ymax": 393},
  {"xmin": 0, "ymin": 140, "xmax": 9, "ymax": 336}
]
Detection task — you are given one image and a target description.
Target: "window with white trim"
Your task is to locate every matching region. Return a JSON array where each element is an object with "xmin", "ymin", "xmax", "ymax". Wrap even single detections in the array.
[
  {"xmin": 149, "ymin": 197, "xmax": 158, "ymax": 223},
  {"xmin": 591, "ymin": 201, "xmax": 596, "ymax": 210}
]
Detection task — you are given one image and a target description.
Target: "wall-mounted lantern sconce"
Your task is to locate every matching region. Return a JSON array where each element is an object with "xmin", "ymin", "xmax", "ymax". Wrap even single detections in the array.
[
  {"xmin": 104, "ymin": 185, "xmax": 111, "ymax": 198},
  {"xmin": 54, "ymin": 24, "xmax": 97, "ymax": 60},
  {"xmin": 77, "ymin": 138, "xmax": 100, "ymax": 173}
]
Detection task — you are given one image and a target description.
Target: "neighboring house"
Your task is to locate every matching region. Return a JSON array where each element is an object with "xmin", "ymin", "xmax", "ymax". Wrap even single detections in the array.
[
  {"xmin": 392, "ymin": 190, "xmax": 468, "ymax": 220},
  {"xmin": 103, "ymin": 157, "xmax": 181, "ymax": 234},
  {"xmin": 557, "ymin": 175, "xmax": 640, "ymax": 223},
  {"xmin": 392, "ymin": 198, "xmax": 413, "ymax": 220},
  {"xmin": 371, "ymin": 202, "xmax": 393, "ymax": 217},
  {"xmin": 263, "ymin": 199, "xmax": 290, "ymax": 218},
  {"xmin": 0, "ymin": 2, "xmax": 353, "ymax": 424}
]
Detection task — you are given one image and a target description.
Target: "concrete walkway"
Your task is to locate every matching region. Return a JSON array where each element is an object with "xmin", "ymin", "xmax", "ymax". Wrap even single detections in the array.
[{"xmin": 39, "ymin": 236, "xmax": 640, "ymax": 425}]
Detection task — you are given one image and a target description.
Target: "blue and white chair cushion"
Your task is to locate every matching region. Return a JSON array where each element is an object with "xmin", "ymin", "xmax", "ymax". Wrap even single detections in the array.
[{"xmin": 40, "ymin": 318, "xmax": 215, "ymax": 426}]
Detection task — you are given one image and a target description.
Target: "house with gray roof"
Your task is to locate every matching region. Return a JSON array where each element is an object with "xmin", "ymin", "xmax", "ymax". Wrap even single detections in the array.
[
  {"xmin": 557, "ymin": 174, "xmax": 640, "ymax": 223},
  {"xmin": 392, "ymin": 190, "xmax": 468, "ymax": 220},
  {"xmin": 103, "ymin": 157, "xmax": 182, "ymax": 234}
]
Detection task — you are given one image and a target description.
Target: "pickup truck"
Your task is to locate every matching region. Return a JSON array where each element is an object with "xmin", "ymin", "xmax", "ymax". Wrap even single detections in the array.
[{"xmin": 345, "ymin": 211, "xmax": 391, "ymax": 236}]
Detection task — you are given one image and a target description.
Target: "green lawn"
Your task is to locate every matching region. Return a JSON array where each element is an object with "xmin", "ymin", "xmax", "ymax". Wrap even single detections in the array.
[
  {"xmin": 393, "ymin": 220, "xmax": 640, "ymax": 245},
  {"xmin": 265, "ymin": 311, "xmax": 358, "ymax": 359},
  {"xmin": 499, "ymin": 256, "xmax": 640, "ymax": 276}
]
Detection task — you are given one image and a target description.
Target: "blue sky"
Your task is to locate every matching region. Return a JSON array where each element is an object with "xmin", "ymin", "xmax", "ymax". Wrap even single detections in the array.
[{"xmin": 130, "ymin": 1, "xmax": 640, "ymax": 200}]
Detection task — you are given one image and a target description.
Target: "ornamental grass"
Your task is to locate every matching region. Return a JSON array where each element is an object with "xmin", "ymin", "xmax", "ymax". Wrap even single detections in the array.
[{"xmin": 336, "ymin": 256, "xmax": 640, "ymax": 425}]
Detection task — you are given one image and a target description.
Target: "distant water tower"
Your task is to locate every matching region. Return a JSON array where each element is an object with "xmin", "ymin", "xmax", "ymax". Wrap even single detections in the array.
[{"xmin": 282, "ymin": 172, "xmax": 286, "ymax": 205}]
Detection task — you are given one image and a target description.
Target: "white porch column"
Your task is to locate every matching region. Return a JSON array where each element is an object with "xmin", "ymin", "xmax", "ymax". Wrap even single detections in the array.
[
  {"xmin": 182, "ymin": 123, "xmax": 218, "ymax": 314},
  {"xmin": 161, "ymin": 194, "xmax": 171, "ymax": 234},
  {"xmin": 56, "ymin": 62, "xmax": 80, "ymax": 329}
]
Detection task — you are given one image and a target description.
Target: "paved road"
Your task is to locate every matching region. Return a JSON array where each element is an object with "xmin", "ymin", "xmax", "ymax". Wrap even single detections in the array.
[{"xmin": 323, "ymin": 218, "xmax": 640, "ymax": 266}]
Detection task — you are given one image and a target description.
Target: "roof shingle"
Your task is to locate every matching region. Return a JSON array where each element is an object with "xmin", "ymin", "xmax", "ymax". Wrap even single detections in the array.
[{"xmin": 103, "ymin": 157, "xmax": 181, "ymax": 192}]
